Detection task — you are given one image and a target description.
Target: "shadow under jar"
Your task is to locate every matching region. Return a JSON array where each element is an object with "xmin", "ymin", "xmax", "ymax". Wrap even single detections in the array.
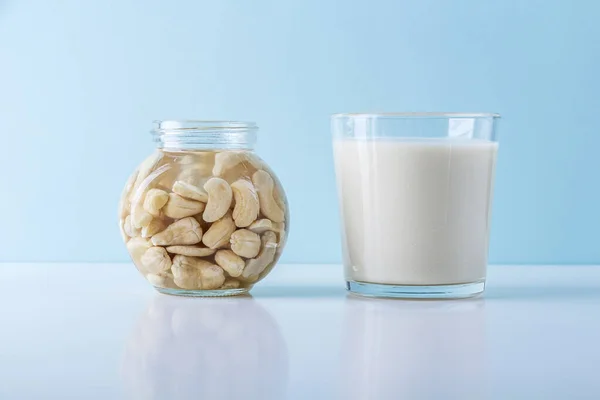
[{"xmin": 119, "ymin": 121, "xmax": 289, "ymax": 297}]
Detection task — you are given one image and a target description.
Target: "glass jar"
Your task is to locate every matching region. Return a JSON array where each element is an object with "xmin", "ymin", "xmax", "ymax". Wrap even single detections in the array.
[{"xmin": 118, "ymin": 121, "xmax": 289, "ymax": 297}]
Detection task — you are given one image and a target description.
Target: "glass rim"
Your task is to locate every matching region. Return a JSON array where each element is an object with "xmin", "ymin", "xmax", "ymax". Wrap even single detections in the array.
[{"xmin": 331, "ymin": 112, "xmax": 500, "ymax": 119}]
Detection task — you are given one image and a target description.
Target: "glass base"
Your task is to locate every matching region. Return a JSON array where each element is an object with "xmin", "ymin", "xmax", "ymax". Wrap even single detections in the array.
[
  {"xmin": 346, "ymin": 280, "xmax": 485, "ymax": 299},
  {"xmin": 155, "ymin": 286, "xmax": 251, "ymax": 297}
]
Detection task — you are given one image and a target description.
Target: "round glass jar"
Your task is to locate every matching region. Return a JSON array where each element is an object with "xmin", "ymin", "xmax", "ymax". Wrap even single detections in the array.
[{"xmin": 118, "ymin": 121, "xmax": 289, "ymax": 297}]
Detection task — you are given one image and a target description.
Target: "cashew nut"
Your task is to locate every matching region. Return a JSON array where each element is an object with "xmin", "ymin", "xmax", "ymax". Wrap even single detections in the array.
[
  {"xmin": 231, "ymin": 179, "xmax": 259, "ymax": 227},
  {"xmin": 177, "ymin": 152, "xmax": 214, "ymax": 166},
  {"xmin": 198, "ymin": 263, "xmax": 226, "ymax": 290},
  {"xmin": 229, "ymin": 229, "xmax": 261, "ymax": 258},
  {"xmin": 252, "ymin": 170, "xmax": 285, "ymax": 223},
  {"xmin": 171, "ymin": 255, "xmax": 225, "ymax": 290},
  {"xmin": 126, "ymin": 237, "xmax": 153, "ymax": 266},
  {"xmin": 241, "ymin": 231, "xmax": 277, "ymax": 282},
  {"xmin": 143, "ymin": 188, "xmax": 169, "ymax": 216},
  {"xmin": 146, "ymin": 271, "xmax": 175, "ymax": 288},
  {"xmin": 151, "ymin": 217, "xmax": 202, "ymax": 246},
  {"xmin": 129, "ymin": 151, "xmax": 163, "ymax": 202},
  {"xmin": 202, "ymin": 213, "xmax": 236, "ymax": 249},
  {"xmin": 165, "ymin": 245, "xmax": 216, "ymax": 257},
  {"xmin": 123, "ymin": 215, "xmax": 141, "ymax": 237},
  {"xmin": 171, "ymin": 255, "xmax": 201, "ymax": 289},
  {"xmin": 273, "ymin": 180, "xmax": 287, "ymax": 211},
  {"xmin": 215, "ymin": 249, "xmax": 245, "ymax": 277},
  {"xmin": 129, "ymin": 161, "xmax": 172, "ymax": 230},
  {"xmin": 141, "ymin": 218, "xmax": 167, "ymax": 238},
  {"xmin": 176, "ymin": 152, "xmax": 215, "ymax": 180},
  {"xmin": 248, "ymin": 219, "xmax": 285, "ymax": 235},
  {"xmin": 172, "ymin": 180, "xmax": 209, "ymax": 202},
  {"xmin": 177, "ymin": 166, "xmax": 210, "ymax": 188},
  {"xmin": 212, "ymin": 151, "xmax": 262, "ymax": 176},
  {"xmin": 220, "ymin": 278, "xmax": 241, "ymax": 289},
  {"xmin": 202, "ymin": 178, "xmax": 233, "ymax": 223},
  {"xmin": 119, "ymin": 170, "xmax": 138, "ymax": 218},
  {"xmin": 141, "ymin": 246, "xmax": 172, "ymax": 274},
  {"xmin": 163, "ymin": 193, "xmax": 206, "ymax": 219},
  {"xmin": 131, "ymin": 204, "xmax": 153, "ymax": 229}
]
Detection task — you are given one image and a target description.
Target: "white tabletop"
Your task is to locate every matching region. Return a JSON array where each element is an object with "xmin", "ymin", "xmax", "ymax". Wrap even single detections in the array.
[{"xmin": 1, "ymin": 264, "xmax": 599, "ymax": 399}]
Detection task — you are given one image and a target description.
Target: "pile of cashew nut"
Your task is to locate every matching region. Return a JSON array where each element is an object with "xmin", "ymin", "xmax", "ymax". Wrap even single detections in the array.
[{"xmin": 119, "ymin": 150, "xmax": 287, "ymax": 292}]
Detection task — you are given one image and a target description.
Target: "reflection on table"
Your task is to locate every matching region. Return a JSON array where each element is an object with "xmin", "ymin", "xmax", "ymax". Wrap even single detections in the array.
[
  {"xmin": 341, "ymin": 297, "xmax": 486, "ymax": 400},
  {"xmin": 122, "ymin": 295, "xmax": 288, "ymax": 399}
]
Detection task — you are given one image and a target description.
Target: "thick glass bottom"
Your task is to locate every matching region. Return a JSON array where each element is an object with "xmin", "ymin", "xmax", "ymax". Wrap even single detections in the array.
[
  {"xmin": 155, "ymin": 287, "xmax": 251, "ymax": 297},
  {"xmin": 346, "ymin": 280, "xmax": 485, "ymax": 299}
]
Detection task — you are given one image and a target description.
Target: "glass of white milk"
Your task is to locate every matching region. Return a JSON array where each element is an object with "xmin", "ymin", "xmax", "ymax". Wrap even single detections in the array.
[{"xmin": 332, "ymin": 113, "xmax": 500, "ymax": 299}]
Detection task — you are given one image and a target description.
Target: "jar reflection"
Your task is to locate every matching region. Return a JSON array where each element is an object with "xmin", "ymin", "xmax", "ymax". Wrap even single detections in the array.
[
  {"xmin": 341, "ymin": 298, "xmax": 486, "ymax": 400},
  {"xmin": 122, "ymin": 295, "xmax": 288, "ymax": 399}
]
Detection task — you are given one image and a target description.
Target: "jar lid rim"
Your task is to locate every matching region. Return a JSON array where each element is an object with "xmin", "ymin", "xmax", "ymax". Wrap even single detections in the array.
[
  {"xmin": 153, "ymin": 120, "xmax": 258, "ymax": 132},
  {"xmin": 152, "ymin": 120, "xmax": 258, "ymax": 150}
]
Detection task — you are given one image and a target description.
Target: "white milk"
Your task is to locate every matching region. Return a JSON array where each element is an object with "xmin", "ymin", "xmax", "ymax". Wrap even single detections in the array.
[{"xmin": 334, "ymin": 139, "xmax": 498, "ymax": 286}]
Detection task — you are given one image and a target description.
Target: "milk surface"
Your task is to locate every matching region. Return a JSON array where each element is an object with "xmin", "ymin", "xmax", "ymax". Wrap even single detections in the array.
[{"xmin": 334, "ymin": 139, "xmax": 498, "ymax": 285}]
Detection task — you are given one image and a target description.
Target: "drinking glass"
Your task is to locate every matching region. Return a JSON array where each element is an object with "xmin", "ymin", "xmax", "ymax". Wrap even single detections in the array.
[{"xmin": 332, "ymin": 113, "xmax": 500, "ymax": 299}]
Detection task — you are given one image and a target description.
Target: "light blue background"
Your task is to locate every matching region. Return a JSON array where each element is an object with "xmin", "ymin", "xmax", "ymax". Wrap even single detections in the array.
[{"xmin": 1, "ymin": 0, "xmax": 598, "ymax": 264}]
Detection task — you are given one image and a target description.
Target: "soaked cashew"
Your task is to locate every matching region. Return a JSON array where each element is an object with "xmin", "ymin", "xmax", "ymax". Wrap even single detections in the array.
[
  {"xmin": 248, "ymin": 219, "xmax": 285, "ymax": 235},
  {"xmin": 163, "ymin": 193, "xmax": 206, "ymax": 219},
  {"xmin": 146, "ymin": 271, "xmax": 175, "ymax": 288},
  {"xmin": 212, "ymin": 151, "xmax": 262, "ymax": 176},
  {"xmin": 172, "ymin": 180, "xmax": 209, "ymax": 202},
  {"xmin": 119, "ymin": 170, "xmax": 138, "ymax": 218},
  {"xmin": 220, "ymin": 278, "xmax": 241, "ymax": 289},
  {"xmin": 171, "ymin": 255, "xmax": 225, "ymax": 290},
  {"xmin": 242, "ymin": 231, "xmax": 277, "ymax": 282},
  {"xmin": 231, "ymin": 179, "xmax": 259, "ymax": 227},
  {"xmin": 126, "ymin": 237, "xmax": 153, "ymax": 266},
  {"xmin": 273, "ymin": 180, "xmax": 287, "ymax": 210},
  {"xmin": 215, "ymin": 249, "xmax": 245, "ymax": 277},
  {"xmin": 252, "ymin": 170, "xmax": 285, "ymax": 223},
  {"xmin": 141, "ymin": 246, "xmax": 172, "ymax": 274},
  {"xmin": 230, "ymin": 229, "xmax": 261, "ymax": 258},
  {"xmin": 177, "ymin": 152, "xmax": 215, "ymax": 180},
  {"xmin": 165, "ymin": 245, "xmax": 216, "ymax": 257},
  {"xmin": 151, "ymin": 217, "xmax": 202, "ymax": 246},
  {"xmin": 202, "ymin": 213, "xmax": 236, "ymax": 249},
  {"xmin": 177, "ymin": 154, "xmax": 197, "ymax": 165},
  {"xmin": 171, "ymin": 255, "xmax": 201, "ymax": 289},
  {"xmin": 143, "ymin": 188, "xmax": 169, "ymax": 216},
  {"xmin": 129, "ymin": 166, "xmax": 173, "ymax": 237},
  {"xmin": 198, "ymin": 262, "xmax": 226, "ymax": 290},
  {"xmin": 131, "ymin": 204, "xmax": 153, "ymax": 229},
  {"xmin": 123, "ymin": 215, "xmax": 141, "ymax": 237},
  {"xmin": 130, "ymin": 164, "xmax": 173, "ymax": 228},
  {"xmin": 141, "ymin": 218, "xmax": 167, "ymax": 238},
  {"xmin": 202, "ymin": 178, "xmax": 233, "ymax": 222},
  {"xmin": 129, "ymin": 152, "xmax": 163, "ymax": 202},
  {"xmin": 177, "ymin": 166, "xmax": 210, "ymax": 188}
]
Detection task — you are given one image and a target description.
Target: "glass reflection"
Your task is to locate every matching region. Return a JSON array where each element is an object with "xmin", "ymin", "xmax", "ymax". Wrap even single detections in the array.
[{"xmin": 341, "ymin": 297, "xmax": 486, "ymax": 399}]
